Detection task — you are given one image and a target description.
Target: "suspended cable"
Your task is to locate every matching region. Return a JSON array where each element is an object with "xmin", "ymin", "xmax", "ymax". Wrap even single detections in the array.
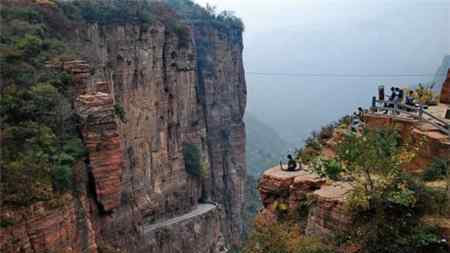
[{"xmin": 245, "ymin": 71, "xmax": 442, "ymax": 78}]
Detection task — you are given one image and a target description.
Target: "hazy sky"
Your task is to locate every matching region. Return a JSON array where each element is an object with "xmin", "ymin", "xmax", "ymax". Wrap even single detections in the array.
[{"xmin": 195, "ymin": 0, "xmax": 450, "ymax": 145}]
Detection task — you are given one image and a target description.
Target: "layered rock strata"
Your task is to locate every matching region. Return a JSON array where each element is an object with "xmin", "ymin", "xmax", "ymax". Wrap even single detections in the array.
[
  {"xmin": 257, "ymin": 167, "xmax": 352, "ymax": 238},
  {"xmin": 1, "ymin": 13, "xmax": 246, "ymax": 253},
  {"xmin": 76, "ymin": 92, "xmax": 123, "ymax": 212},
  {"xmin": 0, "ymin": 161, "xmax": 98, "ymax": 253}
]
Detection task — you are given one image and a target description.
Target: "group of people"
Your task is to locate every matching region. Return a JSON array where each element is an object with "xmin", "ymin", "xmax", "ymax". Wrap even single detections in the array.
[
  {"xmin": 280, "ymin": 86, "xmax": 423, "ymax": 173},
  {"xmin": 384, "ymin": 86, "xmax": 418, "ymax": 113}
]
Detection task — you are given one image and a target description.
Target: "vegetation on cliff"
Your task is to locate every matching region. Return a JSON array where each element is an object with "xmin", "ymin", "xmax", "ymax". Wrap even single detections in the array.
[
  {"xmin": 0, "ymin": 1, "xmax": 86, "ymax": 206},
  {"xmin": 243, "ymin": 220, "xmax": 333, "ymax": 253},
  {"xmin": 336, "ymin": 129, "xmax": 448, "ymax": 253},
  {"xmin": 183, "ymin": 143, "xmax": 208, "ymax": 178},
  {"xmin": 165, "ymin": 0, "xmax": 244, "ymax": 32},
  {"xmin": 244, "ymin": 125, "xmax": 449, "ymax": 253},
  {"xmin": 0, "ymin": 0, "xmax": 243, "ymax": 208}
]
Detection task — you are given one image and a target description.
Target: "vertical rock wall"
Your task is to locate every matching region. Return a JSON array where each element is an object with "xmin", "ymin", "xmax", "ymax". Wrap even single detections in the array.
[
  {"xmin": 1, "ymin": 18, "xmax": 246, "ymax": 253},
  {"xmin": 69, "ymin": 20, "xmax": 247, "ymax": 251},
  {"xmin": 193, "ymin": 23, "xmax": 247, "ymax": 248}
]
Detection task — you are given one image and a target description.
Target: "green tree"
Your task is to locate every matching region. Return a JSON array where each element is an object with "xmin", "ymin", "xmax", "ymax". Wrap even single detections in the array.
[
  {"xmin": 335, "ymin": 128, "xmax": 447, "ymax": 253},
  {"xmin": 183, "ymin": 143, "xmax": 203, "ymax": 177}
]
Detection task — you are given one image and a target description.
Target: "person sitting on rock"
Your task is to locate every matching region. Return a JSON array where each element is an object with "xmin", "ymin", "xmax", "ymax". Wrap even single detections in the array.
[
  {"xmin": 405, "ymin": 91, "xmax": 416, "ymax": 109},
  {"xmin": 287, "ymin": 155, "xmax": 298, "ymax": 171}
]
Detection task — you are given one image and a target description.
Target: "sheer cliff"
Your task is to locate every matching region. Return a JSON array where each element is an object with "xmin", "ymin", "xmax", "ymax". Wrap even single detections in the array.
[{"xmin": 0, "ymin": 1, "xmax": 246, "ymax": 252}]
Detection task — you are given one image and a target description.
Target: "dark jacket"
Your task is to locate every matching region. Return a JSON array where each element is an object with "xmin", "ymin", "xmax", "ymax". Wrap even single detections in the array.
[{"xmin": 287, "ymin": 159, "xmax": 297, "ymax": 171}]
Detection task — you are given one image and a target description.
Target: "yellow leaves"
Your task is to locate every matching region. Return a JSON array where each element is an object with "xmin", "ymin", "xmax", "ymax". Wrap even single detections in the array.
[
  {"xmin": 346, "ymin": 184, "xmax": 370, "ymax": 211},
  {"xmin": 271, "ymin": 201, "xmax": 288, "ymax": 212},
  {"xmin": 413, "ymin": 84, "xmax": 439, "ymax": 105},
  {"xmin": 396, "ymin": 150, "xmax": 416, "ymax": 164}
]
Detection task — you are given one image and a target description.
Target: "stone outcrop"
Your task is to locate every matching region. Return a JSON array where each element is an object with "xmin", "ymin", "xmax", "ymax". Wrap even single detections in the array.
[
  {"xmin": 305, "ymin": 182, "xmax": 352, "ymax": 237},
  {"xmin": 440, "ymin": 69, "xmax": 450, "ymax": 104},
  {"xmin": 258, "ymin": 167, "xmax": 326, "ymax": 210},
  {"xmin": 257, "ymin": 167, "xmax": 352, "ymax": 238},
  {"xmin": 76, "ymin": 92, "xmax": 123, "ymax": 212}
]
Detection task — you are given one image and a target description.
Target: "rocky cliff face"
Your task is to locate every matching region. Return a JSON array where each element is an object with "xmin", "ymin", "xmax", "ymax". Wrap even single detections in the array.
[
  {"xmin": 257, "ymin": 167, "xmax": 352, "ymax": 240},
  {"xmin": 440, "ymin": 69, "xmax": 450, "ymax": 104},
  {"xmin": 192, "ymin": 22, "xmax": 247, "ymax": 246},
  {"xmin": 0, "ymin": 7, "xmax": 246, "ymax": 253},
  {"xmin": 434, "ymin": 55, "xmax": 450, "ymax": 92}
]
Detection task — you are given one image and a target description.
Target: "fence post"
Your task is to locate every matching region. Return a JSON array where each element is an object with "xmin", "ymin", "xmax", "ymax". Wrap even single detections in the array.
[{"xmin": 418, "ymin": 104, "xmax": 423, "ymax": 120}]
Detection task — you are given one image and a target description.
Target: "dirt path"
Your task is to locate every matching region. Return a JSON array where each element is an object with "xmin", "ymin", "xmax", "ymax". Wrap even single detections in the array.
[{"xmin": 143, "ymin": 204, "xmax": 216, "ymax": 233}]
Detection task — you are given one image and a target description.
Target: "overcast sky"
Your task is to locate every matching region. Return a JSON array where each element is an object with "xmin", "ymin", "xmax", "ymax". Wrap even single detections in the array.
[
  {"xmin": 194, "ymin": 0, "xmax": 450, "ymax": 144},
  {"xmin": 195, "ymin": 0, "xmax": 449, "ymax": 74}
]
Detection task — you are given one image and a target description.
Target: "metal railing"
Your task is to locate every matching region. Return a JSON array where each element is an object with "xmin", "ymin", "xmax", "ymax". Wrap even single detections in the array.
[{"xmin": 370, "ymin": 97, "xmax": 450, "ymax": 140}]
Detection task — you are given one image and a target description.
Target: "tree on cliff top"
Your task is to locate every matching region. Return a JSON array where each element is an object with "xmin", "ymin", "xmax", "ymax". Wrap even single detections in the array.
[
  {"xmin": 336, "ymin": 128, "xmax": 409, "ymax": 199},
  {"xmin": 165, "ymin": 0, "xmax": 244, "ymax": 31},
  {"xmin": 335, "ymin": 128, "xmax": 448, "ymax": 253}
]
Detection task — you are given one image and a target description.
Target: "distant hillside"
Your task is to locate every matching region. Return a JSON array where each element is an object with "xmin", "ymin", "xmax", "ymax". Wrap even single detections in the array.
[
  {"xmin": 433, "ymin": 55, "xmax": 450, "ymax": 91},
  {"xmin": 245, "ymin": 113, "xmax": 288, "ymax": 176}
]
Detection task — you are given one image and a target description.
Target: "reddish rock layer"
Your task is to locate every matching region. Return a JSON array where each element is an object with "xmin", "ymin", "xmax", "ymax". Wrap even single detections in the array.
[
  {"xmin": 257, "ymin": 167, "xmax": 351, "ymax": 238},
  {"xmin": 0, "ymin": 194, "xmax": 97, "ymax": 253},
  {"xmin": 305, "ymin": 182, "xmax": 352, "ymax": 237},
  {"xmin": 258, "ymin": 166, "xmax": 326, "ymax": 209},
  {"xmin": 63, "ymin": 60, "xmax": 91, "ymax": 94},
  {"xmin": 76, "ymin": 93, "xmax": 123, "ymax": 212}
]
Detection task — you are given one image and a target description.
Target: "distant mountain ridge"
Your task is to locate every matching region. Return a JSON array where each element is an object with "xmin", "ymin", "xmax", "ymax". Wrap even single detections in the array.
[
  {"xmin": 433, "ymin": 55, "xmax": 450, "ymax": 91},
  {"xmin": 245, "ymin": 113, "xmax": 289, "ymax": 177}
]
